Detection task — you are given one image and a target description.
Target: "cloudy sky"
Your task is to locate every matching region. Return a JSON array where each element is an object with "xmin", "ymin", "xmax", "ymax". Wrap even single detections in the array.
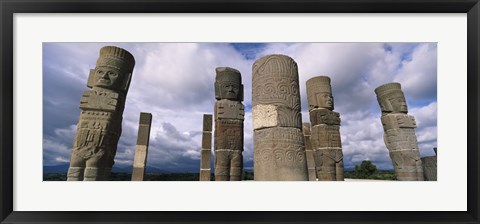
[{"xmin": 43, "ymin": 42, "xmax": 437, "ymax": 172}]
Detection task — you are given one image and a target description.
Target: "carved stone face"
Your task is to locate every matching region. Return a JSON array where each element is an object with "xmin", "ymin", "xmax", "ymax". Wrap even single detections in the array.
[
  {"xmin": 219, "ymin": 82, "xmax": 241, "ymax": 100},
  {"xmin": 316, "ymin": 92, "xmax": 333, "ymax": 110},
  {"xmin": 389, "ymin": 95, "xmax": 408, "ymax": 113},
  {"xmin": 93, "ymin": 66, "xmax": 122, "ymax": 90}
]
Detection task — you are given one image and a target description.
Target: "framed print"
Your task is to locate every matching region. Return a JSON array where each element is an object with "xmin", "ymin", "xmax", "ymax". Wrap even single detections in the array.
[{"xmin": 1, "ymin": 0, "xmax": 479, "ymax": 223}]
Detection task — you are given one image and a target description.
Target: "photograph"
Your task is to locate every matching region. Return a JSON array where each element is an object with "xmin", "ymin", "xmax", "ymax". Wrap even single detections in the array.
[{"xmin": 42, "ymin": 42, "xmax": 437, "ymax": 182}]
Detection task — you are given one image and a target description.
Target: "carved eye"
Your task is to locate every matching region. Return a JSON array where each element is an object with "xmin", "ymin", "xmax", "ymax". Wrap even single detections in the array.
[{"xmin": 97, "ymin": 70, "xmax": 104, "ymax": 74}]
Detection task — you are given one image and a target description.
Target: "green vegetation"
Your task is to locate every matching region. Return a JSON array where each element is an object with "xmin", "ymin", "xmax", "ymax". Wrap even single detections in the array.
[{"xmin": 344, "ymin": 160, "xmax": 397, "ymax": 180}]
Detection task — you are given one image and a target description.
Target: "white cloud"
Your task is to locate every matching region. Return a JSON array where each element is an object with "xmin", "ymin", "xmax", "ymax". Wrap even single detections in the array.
[{"xmin": 43, "ymin": 42, "xmax": 437, "ymax": 173}]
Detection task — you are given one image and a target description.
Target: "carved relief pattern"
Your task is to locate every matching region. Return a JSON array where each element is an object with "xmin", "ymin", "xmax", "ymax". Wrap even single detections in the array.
[
  {"xmin": 311, "ymin": 125, "xmax": 342, "ymax": 149},
  {"xmin": 309, "ymin": 109, "xmax": 341, "ymax": 126},
  {"xmin": 252, "ymin": 76, "xmax": 301, "ymax": 110},
  {"xmin": 254, "ymin": 128, "xmax": 307, "ymax": 178},
  {"xmin": 214, "ymin": 119, "xmax": 243, "ymax": 151},
  {"xmin": 72, "ymin": 110, "xmax": 121, "ymax": 160}
]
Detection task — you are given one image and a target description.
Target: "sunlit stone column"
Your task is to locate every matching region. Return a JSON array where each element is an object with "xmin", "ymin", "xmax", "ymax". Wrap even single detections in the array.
[
  {"xmin": 200, "ymin": 114, "xmax": 213, "ymax": 181},
  {"xmin": 131, "ymin": 112, "xmax": 152, "ymax": 181},
  {"xmin": 252, "ymin": 54, "xmax": 308, "ymax": 181}
]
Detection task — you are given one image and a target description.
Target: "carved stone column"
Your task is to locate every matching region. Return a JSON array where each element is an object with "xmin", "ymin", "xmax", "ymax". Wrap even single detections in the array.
[
  {"xmin": 214, "ymin": 67, "xmax": 244, "ymax": 181},
  {"xmin": 200, "ymin": 114, "xmax": 213, "ymax": 181},
  {"xmin": 375, "ymin": 82, "xmax": 424, "ymax": 181},
  {"xmin": 131, "ymin": 112, "xmax": 152, "ymax": 181},
  {"xmin": 252, "ymin": 54, "xmax": 308, "ymax": 181},
  {"xmin": 302, "ymin": 123, "xmax": 317, "ymax": 181},
  {"xmin": 306, "ymin": 76, "xmax": 344, "ymax": 181},
  {"xmin": 67, "ymin": 46, "xmax": 135, "ymax": 181}
]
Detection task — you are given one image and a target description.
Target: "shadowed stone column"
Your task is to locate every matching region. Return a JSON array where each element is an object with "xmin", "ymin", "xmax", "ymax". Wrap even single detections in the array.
[
  {"xmin": 306, "ymin": 76, "xmax": 344, "ymax": 181},
  {"xmin": 67, "ymin": 46, "xmax": 135, "ymax": 181},
  {"xmin": 131, "ymin": 112, "xmax": 152, "ymax": 181},
  {"xmin": 214, "ymin": 67, "xmax": 244, "ymax": 181},
  {"xmin": 375, "ymin": 82, "xmax": 424, "ymax": 181},
  {"xmin": 252, "ymin": 54, "xmax": 308, "ymax": 181},
  {"xmin": 421, "ymin": 148, "xmax": 437, "ymax": 181},
  {"xmin": 303, "ymin": 123, "xmax": 317, "ymax": 181},
  {"xmin": 200, "ymin": 114, "xmax": 213, "ymax": 181}
]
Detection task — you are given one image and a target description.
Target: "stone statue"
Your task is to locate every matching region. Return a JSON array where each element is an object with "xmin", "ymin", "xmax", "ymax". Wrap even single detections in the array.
[
  {"xmin": 214, "ymin": 67, "xmax": 244, "ymax": 181},
  {"xmin": 200, "ymin": 114, "xmax": 213, "ymax": 181},
  {"xmin": 375, "ymin": 82, "xmax": 424, "ymax": 181},
  {"xmin": 421, "ymin": 148, "xmax": 437, "ymax": 181},
  {"xmin": 306, "ymin": 76, "xmax": 344, "ymax": 181},
  {"xmin": 252, "ymin": 54, "xmax": 308, "ymax": 181},
  {"xmin": 67, "ymin": 46, "xmax": 135, "ymax": 181},
  {"xmin": 131, "ymin": 112, "xmax": 152, "ymax": 181}
]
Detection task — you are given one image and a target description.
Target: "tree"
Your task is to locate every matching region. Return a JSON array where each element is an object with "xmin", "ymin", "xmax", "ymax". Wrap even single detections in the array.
[{"xmin": 354, "ymin": 160, "xmax": 377, "ymax": 179}]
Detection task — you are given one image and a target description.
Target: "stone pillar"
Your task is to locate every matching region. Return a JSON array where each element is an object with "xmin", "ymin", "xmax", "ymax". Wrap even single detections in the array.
[
  {"xmin": 214, "ymin": 67, "xmax": 244, "ymax": 181},
  {"xmin": 131, "ymin": 112, "xmax": 152, "ymax": 181},
  {"xmin": 252, "ymin": 54, "xmax": 308, "ymax": 181},
  {"xmin": 375, "ymin": 82, "xmax": 424, "ymax": 181},
  {"xmin": 200, "ymin": 114, "xmax": 213, "ymax": 181},
  {"xmin": 67, "ymin": 46, "xmax": 135, "ymax": 181},
  {"xmin": 306, "ymin": 76, "xmax": 344, "ymax": 181},
  {"xmin": 303, "ymin": 123, "xmax": 317, "ymax": 181},
  {"xmin": 421, "ymin": 148, "xmax": 437, "ymax": 181}
]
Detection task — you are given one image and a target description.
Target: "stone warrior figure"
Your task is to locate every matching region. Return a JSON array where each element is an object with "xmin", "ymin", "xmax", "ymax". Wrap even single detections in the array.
[
  {"xmin": 306, "ymin": 76, "xmax": 344, "ymax": 181},
  {"xmin": 214, "ymin": 67, "xmax": 245, "ymax": 181},
  {"xmin": 375, "ymin": 82, "xmax": 424, "ymax": 181},
  {"xmin": 67, "ymin": 46, "xmax": 135, "ymax": 181}
]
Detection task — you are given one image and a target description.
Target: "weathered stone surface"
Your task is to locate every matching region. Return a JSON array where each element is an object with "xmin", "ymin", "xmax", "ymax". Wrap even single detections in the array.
[
  {"xmin": 214, "ymin": 67, "xmax": 244, "ymax": 181},
  {"xmin": 67, "ymin": 46, "xmax": 135, "ymax": 181},
  {"xmin": 132, "ymin": 112, "xmax": 152, "ymax": 181},
  {"xmin": 254, "ymin": 127, "xmax": 308, "ymax": 181},
  {"xmin": 252, "ymin": 55, "xmax": 307, "ymax": 181},
  {"xmin": 215, "ymin": 67, "xmax": 243, "ymax": 101},
  {"xmin": 200, "ymin": 114, "xmax": 213, "ymax": 181},
  {"xmin": 214, "ymin": 100, "xmax": 245, "ymax": 120},
  {"xmin": 310, "ymin": 124, "xmax": 342, "ymax": 149},
  {"xmin": 306, "ymin": 76, "xmax": 344, "ymax": 181},
  {"xmin": 252, "ymin": 55, "xmax": 301, "ymax": 110},
  {"xmin": 421, "ymin": 156, "xmax": 437, "ymax": 181},
  {"xmin": 375, "ymin": 82, "xmax": 424, "ymax": 181},
  {"xmin": 306, "ymin": 76, "xmax": 334, "ymax": 111},
  {"xmin": 303, "ymin": 123, "xmax": 317, "ymax": 181},
  {"xmin": 252, "ymin": 104, "xmax": 302, "ymax": 129},
  {"xmin": 313, "ymin": 148, "xmax": 344, "ymax": 181},
  {"xmin": 214, "ymin": 119, "xmax": 243, "ymax": 150},
  {"xmin": 309, "ymin": 109, "xmax": 341, "ymax": 126}
]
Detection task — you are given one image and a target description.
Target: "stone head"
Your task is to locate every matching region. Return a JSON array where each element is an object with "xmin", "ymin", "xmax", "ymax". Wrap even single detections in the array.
[
  {"xmin": 306, "ymin": 76, "xmax": 334, "ymax": 111},
  {"xmin": 375, "ymin": 82, "xmax": 408, "ymax": 114},
  {"xmin": 87, "ymin": 46, "xmax": 135, "ymax": 93},
  {"xmin": 215, "ymin": 67, "xmax": 243, "ymax": 101}
]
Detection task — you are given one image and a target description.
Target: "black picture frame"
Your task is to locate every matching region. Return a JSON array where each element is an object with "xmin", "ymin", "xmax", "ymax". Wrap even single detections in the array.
[{"xmin": 1, "ymin": 0, "xmax": 479, "ymax": 223}]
